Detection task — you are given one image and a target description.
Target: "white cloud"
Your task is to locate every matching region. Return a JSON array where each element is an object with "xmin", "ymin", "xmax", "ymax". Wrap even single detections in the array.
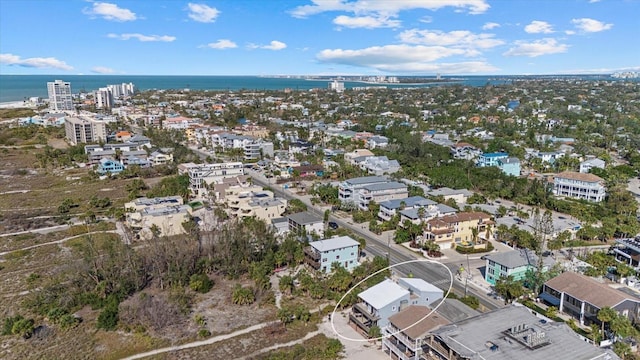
[
  {"xmin": 248, "ymin": 40, "xmax": 287, "ymax": 50},
  {"xmin": 107, "ymin": 33, "xmax": 176, "ymax": 42},
  {"xmin": 419, "ymin": 16, "xmax": 433, "ymax": 24},
  {"xmin": 571, "ymin": 18, "xmax": 613, "ymax": 33},
  {"xmin": 202, "ymin": 39, "xmax": 237, "ymax": 49},
  {"xmin": 524, "ymin": 20, "xmax": 554, "ymax": 34},
  {"xmin": 290, "ymin": 0, "xmax": 490, "ymax": 19},
  {"xmin": 565, "ymin": 30, "xmax": 576, "ymax": 35},
  {"xmin": 588, "ymin": 0, "xmax": 601, "ymax": 3},
  {"xmin": 91, "ymin": 66, "xmax": 115, "ymax": 74},
  {"xmin": 399, "ymin": 29, "xmax": 504, "ymax": 53},
  {"xmin": 333, "ymin": 15, "xmax": 401, "ymax": 29},
  {"xmin": 0, "ymin": 53, "xmax": 73, "ymax": 70},
  {"xmin": 503, "ymin": 38, "xmax": 568, "ymax": 57},
  {"xmin": 316, "ymin": 44, "xmax": 496, "ymax": 73},
  {"xmin": 187, "ymin": 3, "xmax": 220, "ymax": 23},
  {"xmin": 482, "ymin": 22, "xmax": 500, "ymax": 30},
  {"xmin": 83, "ymin": 2, "xmax": 137, "ymax": 22}
]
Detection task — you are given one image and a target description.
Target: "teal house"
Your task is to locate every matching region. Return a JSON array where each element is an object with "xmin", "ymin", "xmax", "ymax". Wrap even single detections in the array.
[
  {"xmin": 97, "ymin": 158, "xmax": 125, "ymax": 175},
  {"xmin": 483, "ymin": 249, "xmax": 553, "ymax": 285}
]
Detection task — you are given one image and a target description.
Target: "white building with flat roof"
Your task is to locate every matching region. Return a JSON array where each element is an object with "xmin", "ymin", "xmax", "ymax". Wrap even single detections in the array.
[
  {"xmin": 47, "ymin": 80, "xmax": 73, "ymax": 111},
  {"xmin": 64, "ymin": 116, "xmax": 107, "ymax": 145},
  {"xmin": 187, "ymin": 162, "xmax": 245, "ymax": 197}
]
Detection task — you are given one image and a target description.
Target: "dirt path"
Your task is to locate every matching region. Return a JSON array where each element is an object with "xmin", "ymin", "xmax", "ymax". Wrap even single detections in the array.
[
  {"xmin": 0, "ymin": 230, "xmax": 117, "ymax": 257},
  {"xmin": 121, "ymin": 322, "xmax": 272, "ymax": 360}
]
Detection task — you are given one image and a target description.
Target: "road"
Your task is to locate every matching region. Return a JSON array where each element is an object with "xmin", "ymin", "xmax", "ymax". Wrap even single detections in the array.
[{"xmin": 246, "ymin": 169, "xmax": 504, "ymax": 311}]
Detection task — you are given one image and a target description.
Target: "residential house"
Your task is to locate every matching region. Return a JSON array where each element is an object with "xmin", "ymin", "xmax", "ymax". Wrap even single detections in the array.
[
  {"xmin": 303, "ymin": 236, "xmax": 360, "ymax": 273},
  {"xmin": 344, "ymin": 149, "xmax": 375, "ymax": 164},
  {"xmin": 424, "ymin": 305, "xmax": 620, "ymax": 360},
  {"xmin": 87, "ymin": 149, "xmax": 117, "ymax": 165},
  {"xmin": 96, "ymin": 158, "xmax": 124, "ymax": 175},
  {"xmin": 553, "ymin": 171, "xmax": 606, "ymax": 202},
  {"xmin": 497, "ymin": 157, "xmax": 521, "ymax": 177},
  {"xmin": 338, "ymin": 176, "xmax": 388, "ymax": 203},
  {"xmin": 382, "ymin": 306, "xmax": 449, "ymax": 360},
  {"xmin": 483, "ymin": 249, "xmax": 554, "ymax": 285},
  {"xmin": 450, "ymin": 142, "xmax": 482, "ymax": 161},
  {"xmin": 287, "ymin": 211, "xmax": 324, "ymax": 239},
  {"xmin": 291, "ymin": 164, "xmax": 324, "ymax": 178},
  {"xmin": 125, "ymin": 196, "xmax": 183, "ymax": 212},
  {"xmin": 423, "ymin": 212, "xmax": 493, "ymax": 248},
  {"xmin": 378, "ymin": 196, "xmax": 437, "ymax": 222},
  {"xmin": 357, "ymin": 156, "xmax": 401, "ymax": 176},
  {"xmin": 426, "ymin": 187, "xmax": 473, "ymax": 205},
  {"xmin": 532, "ymin": 151, "xmax": 564, "ymax": 164},
  {"xmin": 580, "ymin": 158, "xmax": 605, "ymax": 173},
  {"xmin": 366, "ymin": 135, "xmax": 389, "ymax": 149},
  {"xmin": 476, "ymin": 152, "xmax": 508, "ymax": 168},
  {"xmin": 349, "ymin": 278, "xmax": 443, "ymax": 335},
  {"xmin": 613, "ymin": 237, "xmax": 640, "ymax": 269},
  {"xmin": 270, "ymin": 217, "xmax": 289, "ymax": 236},
  {"xmin": 148, "ymin": 150, "xmax": 174, "ymax": 166},
  {"xmin": 355, "ymin": 182, "xmax": 409, "ymax": 211},
  {"xmin": 399, "ymin": 204, "xmax": 458, "ymax": 226},
  {"xmin": 225, "ymin": 189, "xmax": 286, "ymax": 222},
  {"xmin": 187, "ymin": 162, "xmax": 245, "ymax": 197},
  {"xmin": 541, "ymin": 271, "xmax": 640, "ymax": 326}
]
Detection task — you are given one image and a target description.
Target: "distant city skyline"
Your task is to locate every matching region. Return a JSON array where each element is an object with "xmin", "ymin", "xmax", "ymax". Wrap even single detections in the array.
[{"xmin": 1, "ymin": 0, "xmax": 639, "ymax": 76}]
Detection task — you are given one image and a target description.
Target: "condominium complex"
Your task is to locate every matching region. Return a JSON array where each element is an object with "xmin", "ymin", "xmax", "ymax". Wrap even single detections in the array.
[
  {"xmin": 47, "ymin": 79, "xmax": 73, "ymax": 111},
  {"xmin": 64, "ymin": 116, "xmax": 107, "ymax": 145},
  {"xmin": 338, "ymin": 176, "xmax": 389, "ymax": 202},
  {"xmin": 124, "ymin": 196, "xmax": 191, "ymax": 240},
  {"xmin": 423, "ymin": 212, "xmax": 493, "ymax": 248},
  {"xmin": 95, "ymin": 87, "xmax": 114, "ymax": 109},
  {"xmin": 553, "ymin": 171, "xmax": 606, "ymax": 202},
  {"xmin": 187, "ymin": 162, "xmax": 245, "ymax": 197}
]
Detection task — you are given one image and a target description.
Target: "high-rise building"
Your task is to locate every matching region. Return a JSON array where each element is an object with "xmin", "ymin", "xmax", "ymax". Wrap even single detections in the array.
[
  {"xmin": 47, "ymin": 80, "xmax": 73, "ymax": 111},
  {"xmin": 64, "ymin": 116, "xmax": 107, "ymax": 145},
  {"xmin": 107, "ymin": 82, "xmax": 136, "ymax": 98},
  {"xmin": 95, "ymin": 87, "xmax": 114, "ymax": 109}
]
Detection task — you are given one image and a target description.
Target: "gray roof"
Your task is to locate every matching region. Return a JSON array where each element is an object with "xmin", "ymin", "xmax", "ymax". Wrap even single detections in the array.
[
  {"xmin": 502, "ymin": 157, "xmax": 520, "ymax": 164},
  {"xmin": 287, "ymin": 211, "xmax": 322, "ymax": 225},
  {"xmin": 430, "ymin": 305, "xmax": 620, "ymax": 360},
  {"xmin": 344, "ymin": 176, "xmax": 388, "ymax": 186},
  {"xmin": 399, "ymin": 278, "xmax": 442, "ymax": 293},
  {"xmin": 358, "ymin": 279, "xmax": 409, "ymax": 310},
  {"xmin": 436, "ymin": 203, "xmax": 458, "ymax": 214},
  {"xmin": 363, "ymin": 181, "xmax": 407, "ymax": 192},
  {"xmin": 484, "ymin": 249, "xmax": 538, "ymax": 269},
  {"xmin": 379, "ymin": 196, "xmax": 436, "ymax": 210},
  {"xmin": 310, "ymin": 236, "xmax": 359, "ymax": 253},
  {"xmin": 435, "ymin": 298, "xmax": 481, "ymax": 323},
  {"xmin": 271, "ymin": 217, "xmax": 288, "ymax": 225}
]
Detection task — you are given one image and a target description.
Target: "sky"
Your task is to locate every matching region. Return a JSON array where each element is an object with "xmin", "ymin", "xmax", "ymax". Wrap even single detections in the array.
[{"xmin": 1, "ymin": 0, "xmax": 639, "ymax": 76}]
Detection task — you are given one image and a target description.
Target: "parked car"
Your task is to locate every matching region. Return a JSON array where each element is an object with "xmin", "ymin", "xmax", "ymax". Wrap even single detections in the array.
[{"xmin": 328, "ymin": 221, "xmax": 339, "ymax": 230}]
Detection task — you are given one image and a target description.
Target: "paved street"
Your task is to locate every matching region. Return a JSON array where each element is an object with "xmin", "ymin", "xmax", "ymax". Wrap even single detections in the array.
[{"xmin": 246, "ymin": 169, "xmax": 506, "ymax": 310}]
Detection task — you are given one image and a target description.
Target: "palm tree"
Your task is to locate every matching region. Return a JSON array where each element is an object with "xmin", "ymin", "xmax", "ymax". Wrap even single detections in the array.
[
  {"xmin": 471, "ymin": 227, "xmax": 479, "ymax": 246},
  {"xmin": 484, "ymin": 224, "xmax": 493, "ymax": 242},
  {"xmin": 597, "ymin": 307, "xmax": 617, "ymax": 337}
]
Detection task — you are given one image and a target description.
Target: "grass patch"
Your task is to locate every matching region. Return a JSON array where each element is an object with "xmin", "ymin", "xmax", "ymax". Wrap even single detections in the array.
[{"xmin": 3, "ymin": 249, "xmax": 31, "ymax": 260}]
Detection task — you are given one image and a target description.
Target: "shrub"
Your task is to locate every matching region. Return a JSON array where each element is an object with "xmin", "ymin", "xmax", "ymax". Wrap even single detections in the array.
[
  {"xmin": 189, "ymin": 273, "xmax": 213, "ymax": 293},
  {"xmin": 455, "ymin": 242, "xmax": 494, "ymax": 254},
  {"xmin": 198, "ymin": 329, "xmax": 211, "ymax": 338},
  {"xmin": 460, "ymin": 296, "xmax": 480, "ymax": 310}
]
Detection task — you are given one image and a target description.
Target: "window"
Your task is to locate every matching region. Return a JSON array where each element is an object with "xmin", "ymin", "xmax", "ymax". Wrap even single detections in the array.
[
  {"xmin": 392, "ymin": 306, "xmax": 396, "ymax": 311},
  {"xmin": 322, "ymin": 258, "xmax": 327, "ymax": 262},
  {"xmin": 336, "ymin": 255, "xmax": 340, "ymax": 259}
]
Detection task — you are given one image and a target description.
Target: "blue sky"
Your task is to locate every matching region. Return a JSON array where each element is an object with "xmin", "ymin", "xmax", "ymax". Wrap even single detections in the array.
[{"xmin": 1, "ymin": 0, "xmax": 638, "ymax": 76}]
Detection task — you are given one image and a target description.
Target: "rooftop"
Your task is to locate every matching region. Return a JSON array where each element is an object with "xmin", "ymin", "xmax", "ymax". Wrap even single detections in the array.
[
  {"xmin": 287, "ymin": 211, "xmax": 322, "ymax": 225},
  {"xmin": 545, "ymin": 271, "xmax": 638, "ymax": 308},
  {"xmin": 554, "ymin": 171, "xmax": 603, "ymax": 183},
  {"xmin": 484, "ymin": 249, "xmax": 538, "ymax": 269},
  {"xmin": 310, "ymin": 236, "xmax": 359, "ymax": 252},
  {"xmin": 387, "ymin": 305, "xmax": 449, "ymax": 340},
  {"xmin": 379, "ymin": 196, "xmax": 435, "ymax": 210},
  {"xmin": 343, "ymin": 176, "xmax": 388, "ymax": 186},
  {"xmin": 362, "ymin": 181, "xmax": 407, "ymax": 192},
  {"xmin": 358, "ymin": 279, "xmax": 409, "ymax": 310},
  {"xmin": 431, "ymin": 305, "xmax": 620, "ymax": 360}
]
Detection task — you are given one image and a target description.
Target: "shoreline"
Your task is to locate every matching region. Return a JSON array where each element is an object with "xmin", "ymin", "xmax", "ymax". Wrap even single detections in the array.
[{"xmin": 0, "ymin": 101, "xmax": 38, "ymax": 109}]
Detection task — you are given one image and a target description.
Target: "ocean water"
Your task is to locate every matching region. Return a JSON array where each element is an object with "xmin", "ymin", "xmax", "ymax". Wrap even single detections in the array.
[{"xmin": 0, "ymin": 74, "xmax": 619, "ymax": 103}]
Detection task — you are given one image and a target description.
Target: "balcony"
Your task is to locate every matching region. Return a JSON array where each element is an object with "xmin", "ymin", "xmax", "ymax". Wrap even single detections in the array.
[{"xmin": 383, "ymin": 337, "xmax": 417, "ymax": 360}]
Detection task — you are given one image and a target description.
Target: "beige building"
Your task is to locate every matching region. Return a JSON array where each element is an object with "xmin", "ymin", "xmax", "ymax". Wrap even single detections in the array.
[
  {"xmin": 64, "ymin": 116, "xmax": 107, "ymax": 145},
  {"xmin": 187, "ymin": 162, "xmax": 245, "ymax": 197},
  {"xmin": 124, "ymin": 196, "xmax": 191, "ymax": 239},
  {"xmin": 225, "ymin": 189, "xmax": 286, "ymax": 222},
  {"xmin": 423, "ymin": 211, "xmax": 493, "ymax": 248}
]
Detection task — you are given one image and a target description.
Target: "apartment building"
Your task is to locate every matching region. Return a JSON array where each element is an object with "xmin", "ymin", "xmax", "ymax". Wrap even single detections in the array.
[
  {"xmin": 64, "ymin": 116, "xmax": 107, "ymax": 145},
  {"xmin": 95, "ymin": 87, "xmax": 114, "ymax": 109},
  {"xmin": 423, "ymin": 212, "xmax": 493, "ymax": 248},
  {"xmin": 226, "ymin": 189, "xmax": 286, "ymax": 222},
  {"xmin": 338, "ymin": 176, "xmax": 388, "ymax": 203},
  {"xmin": 382, "ymin": 305, "xmax": 449, "ymax": 360},
  {"xmin": 553, "ymin": 171, "xmax": 606, "ymax": 202},
  {"xmin": 423, "ymin": 305, "xmax": 619, "ymax": 360},
  {"xmin": 355, "ymin": 182, "xmax": 408, "ymax": 211},
  {"xmin": 124, "ymin": 196, "xmax": 191, "ymax": 240},
  {"xmin": 303, "ymin": 236, "xmax": 360, "ymax": 273},
  {"xmin": 541, "ymin": 271, "xmax": 640, "ymax": 326},
  {"xmin": 47, "ymin": 79, "xmax": 73, "ymax": 111},
  {"xmin": 187, "ymin": 162, "xmax": 245, "ymax": 197}
]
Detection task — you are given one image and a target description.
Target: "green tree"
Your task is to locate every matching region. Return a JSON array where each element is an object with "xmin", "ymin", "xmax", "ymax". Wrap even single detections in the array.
[
  {"xmin": 368, "ymin": 325, "xmax": 382, "ymax": 343},
  {"xmin": 279, "ymin": 275, "xmax": 294, "ymax": 295},
  {"xmin": 597, "ymin": 307, "xmax": 617, "ymax": 336},
  {"xmin": 278, "ymin": 307, "xmax": 294, "ymax": 329},
  {"xmin": 613, "ymin": 341, "xmax": 633, "ymax": 360},
  {"xmin": 232, "ymin": 285, "xmax": 255, "ymax": 305},
  {"xmin": 189, "ymin": 273, "xmax": 213, "ymax": 293},
  {"xmin": 546, "ymin": 306, "xmax": 557, "ymax": 319},
  {"xmin": 494, "ymin": 275, "xmax": 524, "ymax": 303},
  {"xmin": 11, "ymin": 317, "xmax": 35, "ymax": 339}
]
